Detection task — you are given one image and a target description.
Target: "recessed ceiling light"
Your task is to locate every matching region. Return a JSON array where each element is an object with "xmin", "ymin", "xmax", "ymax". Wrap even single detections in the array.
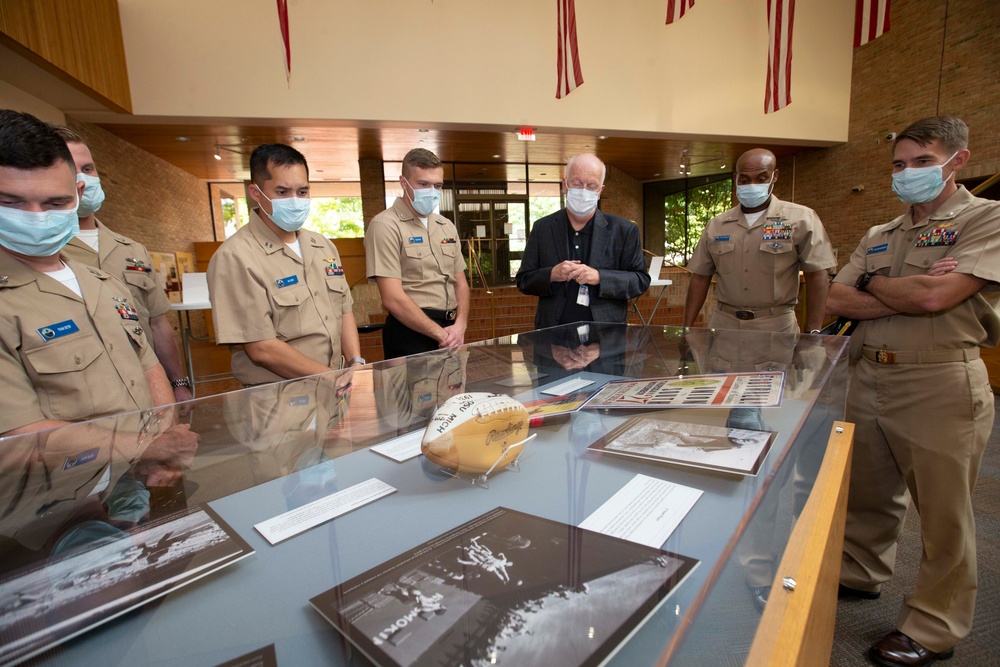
[
  {"xmin": 292, "ymin": 136, "xmax": 305, "ymax": 142},
  {"xmin": 598, "ymin": 135, "xmax": 607, "ymax": 140},
  {"xmin": 175, "ymin": 136, "xmax": 190, "ymax": 142},
  {"xmin": 539, "ymin": 172, "xmax": 547, "ymax": 176},
  {"xmin": 315, "ymin": 169, "xmax": 324, "ymax": 173},
  {"xmin": 653, "ymin": 173, "xmax": 661, "ymax": 177},
  {"xmin": 418, "ymin": 128, "xmax": 429, "ymax": 133},
  {"xmin": 228, "ymin": 169, "xmax": 237, "ymax": 173},
  {"xmin": 492, "ymin": 154, "xmax": 501, "ymax": 159}
]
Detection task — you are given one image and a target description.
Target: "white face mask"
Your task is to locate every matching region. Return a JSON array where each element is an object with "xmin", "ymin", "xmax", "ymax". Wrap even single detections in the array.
[
  {"xmin": 0, "ymin": 197, "xmax": 80, "ymax": 257},
  {"xmin": 566, "ymin": 187, "xmax": 600, "ymax": 217},
  {"xmin": 735, "ymin": 175, "xmax": 774, "ymax": 209},
  {"xmin": 256, "ymin": 187, "xmax": 311, "ymax": 231},
  {"xmin": 891, "ymin": 152, "xmax": 958, "ymax": 204},
  {"xmin": 403, "ymin": 178, "xmax": 441, "ymax": 217},
  {"xmin": 77, "ymin": 173, "xmax": 105, "ymax": 216}
]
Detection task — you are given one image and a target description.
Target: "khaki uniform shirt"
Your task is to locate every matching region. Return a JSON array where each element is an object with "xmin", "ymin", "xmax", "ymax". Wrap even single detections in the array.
[
  {"xmin": 207, "ymin": 210, "xmax": 354, "ymax": 386},
  {"xmin": 62, "ymin": 219, "xmax": 172, "ymax": 352},
  {"xmin": 833, "ymin": 186, "xmax": 1000, "ymax": 351},
  {"xmin": 688, "ymin": 196, "xmax": 836, "ymax": 309},
  {"xmin": 365, "ymin": 198, "xmax": 467, "ymax": 310},
  {"xmin": 0, "ymin": 254, "xmax": 157, "ymax": 433}
]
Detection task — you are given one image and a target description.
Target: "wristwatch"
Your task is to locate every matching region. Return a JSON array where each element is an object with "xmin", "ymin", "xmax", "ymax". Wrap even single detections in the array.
[
  {"xmin": 855, "ymin": 271, "xmax": 876, "ymax": 292},
  {"xmin": 170, "ymin": 377, "xmax": 192, "ymax": 388},
  {"xmin": 809, "ymin": 329, "xmax": 822, "ymax": 334},
  {"xmin": 348, "ymin": 357, "xmax": 366, "ymax": 366}
]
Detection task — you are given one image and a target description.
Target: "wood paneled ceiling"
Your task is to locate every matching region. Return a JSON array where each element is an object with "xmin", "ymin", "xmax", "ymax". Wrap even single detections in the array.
[{"xmin": 95, "ymin": 120, "xmax": 823, "ymax": 184}]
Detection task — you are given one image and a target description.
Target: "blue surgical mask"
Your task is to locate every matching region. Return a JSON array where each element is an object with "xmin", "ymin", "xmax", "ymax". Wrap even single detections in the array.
[
  {"xmin": 891, "ymin": 153, "xmax": 958, "ymax": 204},
  {"xmin": 77, "ymin": 173, "xmax": 105, "ymax": 216},
  {"xmin": 0, "ymin": 199, "xmax": 80, "ymax": 257},
  {"xmin": 566, "ymin": 187, "xmax": 600, "ymax": 217},
  {"xmin": 404, "ymin": 179, "xmax": 440, "ymax": 217},
  {"xmin": 736, "ymin": 176, "xmax": 774, "ymax": 209},
  {"xmin": 256, "ymin": 188, "xmax": 311, "ymax": 231}
]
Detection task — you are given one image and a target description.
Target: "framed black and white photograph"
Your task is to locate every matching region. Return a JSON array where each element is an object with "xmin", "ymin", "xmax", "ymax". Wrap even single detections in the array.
[
  {"xmin": 588, "ymin": 417, "xmax": 777, "ymax": 476},
  {"xmin": 310, "ymin": 507, "xmax": 697, "ymax": 667},
  {"xmin": 0, "ymin": 505, "xmax": 253, "ymax": 666}
]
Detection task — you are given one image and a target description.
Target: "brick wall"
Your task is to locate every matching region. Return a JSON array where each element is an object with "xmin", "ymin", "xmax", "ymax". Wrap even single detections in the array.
[
  {"xmin": 66, "ymin": 117, "xmax": 215, "ymax": 254},
  {"xmin": 787, "ymin": 0, "xmax": 1000, "ymax": 267},
  {"xmin": 601, "ymin": 163, "xmax": 643, "ymax": 234}
]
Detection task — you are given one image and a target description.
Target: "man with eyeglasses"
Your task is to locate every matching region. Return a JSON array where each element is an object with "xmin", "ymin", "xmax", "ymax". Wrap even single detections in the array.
[
  {"xmin": 683, "ymin": 148, "xmax": 835, "ymax": 334},
  {"xmin": 516, "ymin": 153, "xmax": 649, "ymax": 328},
  {"xmin": 366, "ymin": 148, "xmax": 469, "ymax": 359}
]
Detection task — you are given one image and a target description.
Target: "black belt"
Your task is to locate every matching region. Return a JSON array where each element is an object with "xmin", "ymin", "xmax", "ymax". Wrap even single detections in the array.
[
  {"xmin": 422, "ymin": 308, "xmax": 456, "ymax": 321},
  {"xmin": 717, "ymin": 303, "xmax": 794, "ymax": 321}
]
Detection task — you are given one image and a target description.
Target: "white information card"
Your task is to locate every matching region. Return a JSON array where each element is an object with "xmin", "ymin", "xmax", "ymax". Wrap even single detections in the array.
[
  {"xmin": 579, "ymin": 474, "xmax": 702, "ymax": 549},
  {"xmin": 370, "ymin": 430, "xmax": 424, "ymax": 462},
  {"xmin": 254, "ymin": 478, "xmax": 397, "ymax": 545}
]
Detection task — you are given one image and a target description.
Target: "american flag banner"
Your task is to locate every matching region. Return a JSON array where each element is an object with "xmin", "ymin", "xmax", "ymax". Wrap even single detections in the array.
[
  {"xmin": 854, "ymin": 0, "xmax": 891, "ymax": 47},
  {"xmin": 764, "ymin": 0, "xmax": 795, "ymax": 114},
  {"xmin": 556, "ymin": 0, "xmax": 584, "ymax": 99},
  {"xmin": 665, "ymin": 0, "xmax": 695, "ymax": 24},
  {"xmin": 276, "ymin": 0, "xmax": 291, "ymax": 82}
]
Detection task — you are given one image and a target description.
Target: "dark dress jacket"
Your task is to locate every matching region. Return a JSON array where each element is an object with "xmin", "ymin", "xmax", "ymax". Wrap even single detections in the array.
[{"xmin": 516, "ymin": 209, "xmax": 650, "ymax": 328}]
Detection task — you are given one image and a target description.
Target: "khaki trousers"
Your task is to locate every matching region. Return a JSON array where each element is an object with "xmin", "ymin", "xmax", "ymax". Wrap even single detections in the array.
[{"xmin": 841, "ymin": 356, "xmax": 993, "ymax": 651}]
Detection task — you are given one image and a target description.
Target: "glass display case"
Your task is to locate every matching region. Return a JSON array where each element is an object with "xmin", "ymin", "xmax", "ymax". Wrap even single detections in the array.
[{"xmin": 0, "ymin": 323, "xmax": 849, "ymax": 666}]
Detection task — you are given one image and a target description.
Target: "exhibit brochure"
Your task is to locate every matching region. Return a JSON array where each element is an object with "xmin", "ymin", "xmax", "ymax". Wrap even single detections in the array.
[
  {"xmin": 588, "ymin": 417, "xmax": 777, "ymax": 476},
  {"xmin": 581, "ymin": 372, "xmax": 784, "ymax": 410},
  {"xmin": 0, "ymin": 505, "xmax": 253, "ymax": 666},
  {"xmin": 520, "ymin": 390, "xmax": 599, "ymax": 419},
  {"xmin": 310, "ymin": 507, "xmax": 698, "ymax": 667}
]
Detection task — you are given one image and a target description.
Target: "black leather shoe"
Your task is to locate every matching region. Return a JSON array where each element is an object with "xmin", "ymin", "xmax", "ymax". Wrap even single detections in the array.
[
  {"xmin": 749, "ymin": 585, "xmax": 769, "ymax": 612},
  {"xmin": 838, "ymin": 583, "xmax": 881, "ymax": 599},
  {"xmin": 869, "ymin": 631, "xmax": 954, "ymax": 667}
]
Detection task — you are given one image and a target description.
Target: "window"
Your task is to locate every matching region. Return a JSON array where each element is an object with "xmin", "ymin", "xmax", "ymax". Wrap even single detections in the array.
[{"xmin": 663, "ymin": 176, "xmax": 733, "ymax": 265}]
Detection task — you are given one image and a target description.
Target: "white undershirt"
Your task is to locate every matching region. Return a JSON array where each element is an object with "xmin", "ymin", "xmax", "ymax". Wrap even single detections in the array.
[
  {"xmin": 418, "ymin": 216, "xmax": 429, "ymax": 229},
  {"xmin": 744, "ymin": 210, "xmax": 767, "ymax": 227},
  {"xmin": 76, "ymin": 228, "xmax": 100, "ymax": 251},
  {"xmin": 44, "ymin": 262, "xmax": 83, "ymax": 297},
  {"xmin": 285, "ymin": 238, "xmax": 302, "ymax": 258}
]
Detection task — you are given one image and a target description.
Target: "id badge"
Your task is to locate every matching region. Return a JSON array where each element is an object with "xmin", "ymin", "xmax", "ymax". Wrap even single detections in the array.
[{"xmin": 576, "ymin": 285, "xmax": 590, "ymax": 307}]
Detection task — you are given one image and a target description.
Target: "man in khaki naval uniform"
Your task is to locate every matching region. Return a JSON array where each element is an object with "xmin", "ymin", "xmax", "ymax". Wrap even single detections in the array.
[
  {"xmin": 683, "ymin": 148, "xmax": 836, "ymax": 334},
  {"xmin": 366, "ymin": 148, "xmax": 469, "ymax": 359},
  {"xmin": 827, "ymin": 116, "xmax": 999, "ymax": 666},
  {"xmin": 0, "ymin": 110, "xmax": 173, "ymax": 437},
  {"xmin": 208, "ymin": 143, "xmax": 363, "ymax": 386},
  {"xmin": 49, "ymin": 125, "xmax": 193, "ymax": 403}
]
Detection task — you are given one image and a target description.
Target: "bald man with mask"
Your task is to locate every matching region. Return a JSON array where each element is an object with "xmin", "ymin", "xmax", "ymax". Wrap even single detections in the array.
[{"xmin": 683, "ymin": 149, "xmax": 835, "ymax": 333}]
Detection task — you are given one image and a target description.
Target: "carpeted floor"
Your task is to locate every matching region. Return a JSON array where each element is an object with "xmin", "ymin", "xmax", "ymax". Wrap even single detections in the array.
[{"xmin": 830, "ymin": 396, "xmax": 1000, "ymax": 666}]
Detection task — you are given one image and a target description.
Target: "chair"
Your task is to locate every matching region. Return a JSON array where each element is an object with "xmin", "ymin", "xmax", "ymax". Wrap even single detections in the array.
[{"xmin": 631, "ymin": 256, "xmax": 674, "ymax": 325}]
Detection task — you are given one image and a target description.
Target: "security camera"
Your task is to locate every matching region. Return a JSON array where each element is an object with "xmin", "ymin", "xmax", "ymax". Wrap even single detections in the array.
[{"xmin": 885, "ymin": 132, "xmax": 897, "ymax": 142}]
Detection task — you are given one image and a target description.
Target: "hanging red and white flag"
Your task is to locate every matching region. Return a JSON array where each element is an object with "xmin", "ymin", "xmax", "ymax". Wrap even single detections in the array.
[
  {"xmin": 276, "ymin": 0, "xmax": 291, "ymax": 83},
  {"xmin": 665, "ymin": 0, "xmax": 695, "ymax": 24},
  {"xmin": 764, "ymin": 0, "xmax": 795, "ymax": 114},
  {"xmin": 556, "ymin": 0, "xmax": 584, "ymax": 99},
  {"xmin": 854, "ymin": 0, "xmax": 891, "ymax": 47}
]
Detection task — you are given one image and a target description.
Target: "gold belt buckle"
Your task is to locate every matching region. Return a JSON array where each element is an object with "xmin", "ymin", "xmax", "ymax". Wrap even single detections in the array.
[{"xmin": 875, "ymin": 349, "xmax": 896, "ymax": 364}]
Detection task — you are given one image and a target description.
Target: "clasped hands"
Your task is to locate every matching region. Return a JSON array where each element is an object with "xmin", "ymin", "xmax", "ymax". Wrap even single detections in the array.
[{"xmin": 551, "ymin": 260, "xmax": 600, "ymax": 286}]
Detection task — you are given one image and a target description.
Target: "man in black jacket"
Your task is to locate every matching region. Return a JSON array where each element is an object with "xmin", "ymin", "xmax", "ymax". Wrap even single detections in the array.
[{"xmin": 516, "ymin": 154, "xmax": 649, "ymax": 328}]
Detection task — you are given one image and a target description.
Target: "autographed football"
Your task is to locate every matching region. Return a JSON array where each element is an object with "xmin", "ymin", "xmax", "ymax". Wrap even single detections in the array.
[{"xmin": 421, "ymin": 393, "xmax": 531, "ymax": 474}]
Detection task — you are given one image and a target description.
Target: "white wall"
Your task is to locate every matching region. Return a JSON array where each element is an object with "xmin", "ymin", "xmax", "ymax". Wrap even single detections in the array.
[
  {"xmin": 118, "ymin": 0, "xmax": 854, "ymax": 144},
  {"xmin": 0, "ymin": 79, "xmax": 66, "ymax": 123}
]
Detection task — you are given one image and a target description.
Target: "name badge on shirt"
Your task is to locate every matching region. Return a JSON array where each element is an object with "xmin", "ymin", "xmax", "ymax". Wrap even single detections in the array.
[
  {"xmin": 37, "ymin": 319, "xmax": 80, "ymax": 342},
  {"xmin": 408, "ymin": 236, "xmax": 424, "ymax": 244},
  {"xmin": 576, "ymin": 285, "xmax": 590, "ymax": 307},
  {"xmin": 714, "ymin": 235, "xmax": 730, "ymax": 242},
  {"xmin": 288, "ymin": 395, "xmax": 310, "ymax": 406},
  {"xmin": 866, "ymin": 243, "xmax": 889, "ymax": 255},
  {"xmin": 63, "ymin": 447, "xmax": 99, "ymax": 470},
  {"xmin": 275, "ymin": 275, "xmax": 299, "ymax": 288}
]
